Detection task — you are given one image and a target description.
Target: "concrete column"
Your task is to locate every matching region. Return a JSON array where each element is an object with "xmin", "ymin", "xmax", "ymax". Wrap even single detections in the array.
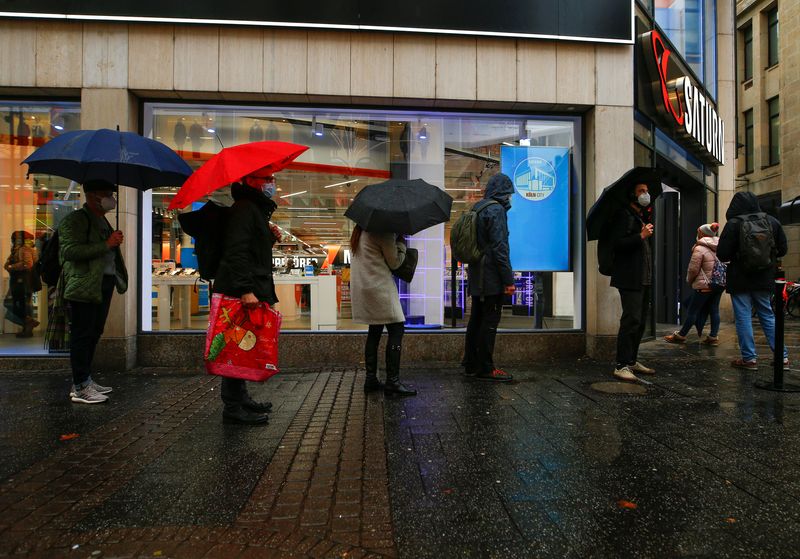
[
  {"xmin": 79, "ymin": 88, "xmax": 139, "ymax": 371},
  {"xmin": 585, "ymin": 105, "xmax": 634, "ymax": 360}
]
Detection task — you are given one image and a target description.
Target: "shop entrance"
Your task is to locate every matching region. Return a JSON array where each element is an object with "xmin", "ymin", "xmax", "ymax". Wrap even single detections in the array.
[{"xmin": 652, "ymin": 156, "xmax": 706, "ymax": 331}]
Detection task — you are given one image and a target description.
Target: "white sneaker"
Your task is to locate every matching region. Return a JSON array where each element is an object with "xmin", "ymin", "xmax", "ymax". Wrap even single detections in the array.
[
  {"xmin": 613, "ymin": 366, "xmax": 639, "ymax": 382},
  {"xmin": 71, "ymin": 385, "xmax": 109, "ymax": 404},
  {"xmin": 631, "ymin": 361, "xmax": 655, "ymax": 375},
  {"xmin": 69, "ymin": 381, "xmax": 113, "ymax": 398}
]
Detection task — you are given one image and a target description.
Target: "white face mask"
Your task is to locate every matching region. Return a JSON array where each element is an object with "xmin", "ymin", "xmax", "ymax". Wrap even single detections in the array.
[
  {"xmin": 100, "ymin": 195, "xmax": 117, "ymax": 212},
  {"xmin": 637, "ymin": 193, "xmax": 651, "ymax": 207},
  {"xmin": 262, "ymin": 181, "xmax": 276, "ymax": 198}
]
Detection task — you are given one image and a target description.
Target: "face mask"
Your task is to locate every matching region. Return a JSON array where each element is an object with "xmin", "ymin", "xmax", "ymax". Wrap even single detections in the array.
[
  {"xmin": 100, "ymin": 195, "xmax": 117, "ymax": 212},
  {"xmin": 262, "ymin": 181, "xmax": 276, "ymax": 198},
  {"xmin": 637, "ymin": 193, "xmax": 651, "ymax": 207}
]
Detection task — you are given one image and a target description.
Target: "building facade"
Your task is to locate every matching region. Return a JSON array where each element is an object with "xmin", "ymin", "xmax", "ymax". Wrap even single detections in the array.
[
  {"xmin": 736, "ymin": 0, "xmax": 799, "ymax": 279},
  {"xmin": 0, "ymin": 2, "xmax": 736, "ymax": 370}
]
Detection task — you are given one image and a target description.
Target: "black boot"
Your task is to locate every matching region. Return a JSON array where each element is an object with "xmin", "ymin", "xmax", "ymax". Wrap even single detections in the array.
[
  {"xmin": 242, "ymin": 393, "xmax": 273, "ymax": 414},
  {"xmin": 222, "ymin": 406, "xmax": 269, "ymax": 425},
  {"xmin": 364, "ymin": 349, "xmax": 384, "ymax": 392},
  {"xmin": 384, "ymin": 344, "xmax": 416, "ymax": 396}
]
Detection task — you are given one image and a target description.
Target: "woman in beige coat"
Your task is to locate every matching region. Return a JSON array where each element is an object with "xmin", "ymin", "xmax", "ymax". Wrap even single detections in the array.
[
  {"xmin": 664, "ymin": 223, "xmax": 724, "ymax": 345},
  {"xmin": 349, "ymin": 225, "xmax": 416, "ymax": 396}
]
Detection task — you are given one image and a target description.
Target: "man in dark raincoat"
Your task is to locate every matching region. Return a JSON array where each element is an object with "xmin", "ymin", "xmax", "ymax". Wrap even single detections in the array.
[
  {"xmin": 717, "ymin": 191, "xmax": 788, "ymax": 370},
  {"xmin": 462, "ymin": 173, "xmax": 516, "ymax": 382},
  {"xmin": 213, "ymin": 174, "xmax": 279, "ymax": 425}
]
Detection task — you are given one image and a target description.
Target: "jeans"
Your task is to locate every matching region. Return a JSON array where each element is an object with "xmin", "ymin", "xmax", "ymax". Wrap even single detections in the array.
[
  {"xmin": 616, "ymin": 287, "xmax": 651, "ymax": 368},
  {"xmin": 463, "ymin": 295, "xmax": 503, "ymax": 375},
  {"xmin": 678, "ymin": 289, "xmax": 723, "ymax": 338},
  {"xmin": 69, "ymin": 275, "xmax": 115, "ymax": 388},
  {"xmin": 730, "ymin": 291, "xmax": 789, "ymax": 362}
]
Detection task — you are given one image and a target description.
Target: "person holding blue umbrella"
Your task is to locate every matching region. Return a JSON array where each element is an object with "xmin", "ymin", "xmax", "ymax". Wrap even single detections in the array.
[{"xmin": 60, "ymin": 179, "xmax": 127, "ymax": 404}]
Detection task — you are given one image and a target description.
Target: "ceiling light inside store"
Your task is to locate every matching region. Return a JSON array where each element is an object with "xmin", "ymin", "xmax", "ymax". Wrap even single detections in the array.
[
  {"xmin": 280, "ymin": 191, "xmax": 307, "ymax": 199},
  {"xmin": 207, "ymin": 128, "xmax": 216, "ymax": 133},
  {"xmin": 519, "ymin": 138, "xmax": 531, "ymax": 146},
  {"xmin": 323, "ymin": 179, "xmax": 358, "ymax": 189}
]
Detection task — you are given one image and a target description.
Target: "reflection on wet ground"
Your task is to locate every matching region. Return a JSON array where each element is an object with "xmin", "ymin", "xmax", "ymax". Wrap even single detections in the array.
[{"xmin": 0, "ymin": 318, "xmax": 797, "ymax": 557}]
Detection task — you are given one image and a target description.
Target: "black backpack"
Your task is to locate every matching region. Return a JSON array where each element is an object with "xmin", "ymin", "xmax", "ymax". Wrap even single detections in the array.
[
  {"xmin": 177, "ymin": 201, "xmax": 231, "ymax": 281},
  {"xmin": 39, "ymin": 211, "xmax": 91, "ymax": 286},
  {"xmin": 736, "ymin": 212, "xmax": 775, "ymax": 272}
]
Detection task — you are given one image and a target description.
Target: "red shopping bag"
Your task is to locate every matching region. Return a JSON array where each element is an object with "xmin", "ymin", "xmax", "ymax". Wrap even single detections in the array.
[{"xmin": 204, "ymin": 293, "xmax": 282, "ymax": 381}]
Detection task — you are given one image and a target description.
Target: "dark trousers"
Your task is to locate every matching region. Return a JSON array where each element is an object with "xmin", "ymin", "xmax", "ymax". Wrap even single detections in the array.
[
  {"xmin": 463, "ymin": 295, "xmax": 503, "ymax": 375},
  {"xmin": 221, "ymin": 377, "xmax": 248, "ymax": 411},
  {"xmin": 69, "ymin": 275, "xmax": 115, "ymax": 387},
  {"xmin": 616, "ymin": 287, "xmax": 650, "ymax": 368},
  {"xmin": 678, "ymin": 288, "xmax": 723, "ymax": 338},
  {"xmin": 365, "ymin": 322, "xmax": 404, "ymax": 367}
]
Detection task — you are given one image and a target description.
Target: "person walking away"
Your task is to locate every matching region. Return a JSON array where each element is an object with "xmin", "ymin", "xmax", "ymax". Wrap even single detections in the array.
[
  {"xmin": 664, "ymin": 223, "xmax": 723, "ymax": 346},
  {"xmin": 213, "ymin": 173, "xmax": 280, "ymax": 424},
  {"xmin": 60, "ymin": 180, "xmax": 127, "ymax": 404},
  {"xmin": 717, "ymin": 192, "xmax": 789, "ymax": 370},
  {"xmin": 349, "ymin": 225, "xmax": 416, "ymax": 396},
  {"xmin": 4, "ymin": 231, "xmax": 40, "ymax": 337},
  {"xmin": 462, "ymin": 173, "xmax": 516, "ymax": 382},
  {"xmin": 608, "ymin": 182, "xmax": 657, "ymax": 382}
]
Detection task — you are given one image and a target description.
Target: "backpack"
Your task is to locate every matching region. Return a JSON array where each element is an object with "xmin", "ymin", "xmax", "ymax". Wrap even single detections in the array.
[
  {"xmin": 737, "ymin": 212, "xmax": 775, "ymax": 272},
  {"xmin": 449, "ymin": 200, "xmax": 499, "ymax": 263},
  {"xmin": 177, "ymin": 201, "xmax": 231, "ymax": 281},
  {"xmin": 39, "ymin": 211, "xmax": 91, "ymax": 286}
]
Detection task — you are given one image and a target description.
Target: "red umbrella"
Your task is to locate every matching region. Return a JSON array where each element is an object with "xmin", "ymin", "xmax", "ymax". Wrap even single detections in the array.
[{"xmin": 167, "ymin": 141, "xmax": 308, "ymax": 209}]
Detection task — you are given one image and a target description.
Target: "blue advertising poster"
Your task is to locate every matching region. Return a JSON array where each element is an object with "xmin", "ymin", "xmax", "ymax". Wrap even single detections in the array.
[{"xmin": 501, "ymin": 146, "xmax": 570, "ymax": 271}]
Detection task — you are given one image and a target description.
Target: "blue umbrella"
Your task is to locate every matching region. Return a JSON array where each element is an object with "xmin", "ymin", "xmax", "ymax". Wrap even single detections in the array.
[{"xmin": 22, "ymin": 128, "xmax": 192, "ymax": 190}]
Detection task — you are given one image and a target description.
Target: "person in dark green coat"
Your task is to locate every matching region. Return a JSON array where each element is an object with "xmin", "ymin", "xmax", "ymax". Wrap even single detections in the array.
[
  {"xmin": 60, "ymin": 179, "xmax": 128, "ymax": 404},
  {"xmin": 212, "ymin": 174, "xmax": 279, "ymax": 425}
]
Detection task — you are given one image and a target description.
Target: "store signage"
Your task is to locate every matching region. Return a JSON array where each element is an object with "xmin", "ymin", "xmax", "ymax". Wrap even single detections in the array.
[
  {"xmin": 641, "ymin": 30, "xmax": 725, "ymax": 166},
  {"xmin": 0, "ymin": 0, "xmax": 635, "ymax": 44},
  {"xmin": 501, "ymin": 146, "xmax": 570, "ymax": 272}
]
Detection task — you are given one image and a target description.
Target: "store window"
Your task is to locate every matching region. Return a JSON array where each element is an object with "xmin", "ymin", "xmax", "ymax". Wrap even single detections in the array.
[
  {"xmin": 142, "ymin": 104, "xmax": 583, "ymax": 333},
  {"xmin": 742, "ymin": 23, "xmax": 753, "ymax": 81},
  {"xmin": 743, "ymin": 109, "xmax": 754, "ymax": 174},
  {"xmin": 0, "ymin": 101, "xmax": 81, "ymax": 355},
  {"xmin": 768, "ymin": 96, "xmax": 780, "ymax": 166},
  {"xmin": 767, "ymin": 7, "xmax": 779, "ymax": 68}
]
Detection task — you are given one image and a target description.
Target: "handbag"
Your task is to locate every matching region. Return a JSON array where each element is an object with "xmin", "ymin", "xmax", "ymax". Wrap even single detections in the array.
[
  {"xmin": 204, "ymin": 293, "xmax": 282, "ymax": 382},
  {"xmin": 701, "ymin": 256, "xmax": 727, "ymax": 290},
  {"xmin": 392, "ymin": 247, "xmax": 418, "ymax": 283}
]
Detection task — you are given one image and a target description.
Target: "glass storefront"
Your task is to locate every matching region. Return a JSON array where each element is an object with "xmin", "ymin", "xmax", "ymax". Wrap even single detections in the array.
[
  {"xmin": 0, "ymin": 101, "xmax": 81, "ymax": 354},
  {"xmin": 142, "ymin": 104, "xmax": 583, "ymax": 333}
]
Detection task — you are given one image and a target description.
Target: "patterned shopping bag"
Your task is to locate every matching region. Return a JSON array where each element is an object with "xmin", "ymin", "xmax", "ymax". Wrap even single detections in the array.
[{"xmin": 204, "ymin": 293, "xmax": 282, "ymax": 381}]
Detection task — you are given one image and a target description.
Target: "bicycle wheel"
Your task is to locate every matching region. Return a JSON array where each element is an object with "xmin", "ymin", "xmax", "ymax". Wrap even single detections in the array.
[{"xmin": 787, "ymin": 290, "xmax": 800, "ymax": 318}]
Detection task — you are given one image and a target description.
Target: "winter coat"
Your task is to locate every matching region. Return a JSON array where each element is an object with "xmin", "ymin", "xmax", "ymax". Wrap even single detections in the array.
[
  {"xmin": 467, "ymin": 173, "xmax": 514, "ymax": 297},
  {"xmin": 4, "ymin": 244, "xmax": 38, "ymax": 293},
  {"xmin": 213, "ymin": 183, "xmax": 279, "ymax": 305},
  {"xmin": 350, "ymin": 231, "xmax": 407, "ymax": 325},
  {"xmin": 686, "ymin": 236, "xmax": 719, "ymax": 290},
  {"xmin": 608, "ymin": 205, "xmax": 652, "ymax": 291},
  {"xmin": 717, "ymin": 191, "xmax": 787, "ymax": 293},
  {"xmin": 59, "ymin": 206, "xmax": 128, "ymax": 304}
]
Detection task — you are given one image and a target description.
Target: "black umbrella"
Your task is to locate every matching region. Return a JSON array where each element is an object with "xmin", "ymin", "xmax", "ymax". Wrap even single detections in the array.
[
  {"xmin": 586, "ymin": 167, "xmax": 664, "ymax": 241},
  {"xmin": 344, "ymin": 178, "xmax": 453, "ymax": 235}
]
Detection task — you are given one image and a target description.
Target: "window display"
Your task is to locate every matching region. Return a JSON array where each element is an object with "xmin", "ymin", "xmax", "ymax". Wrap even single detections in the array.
[{"xmin": 142, "ymin": 104, "xmax": 583, "ymax": 333}]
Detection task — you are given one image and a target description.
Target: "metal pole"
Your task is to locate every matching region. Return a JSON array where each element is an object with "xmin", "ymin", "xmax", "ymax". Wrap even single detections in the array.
[
  {"xmin": 755, "ymin": 271, "xmax": 800, "ymax": 392},
  {"xmin": 451, "ymin": 257, "xmax": 457, "ymax": 328}
]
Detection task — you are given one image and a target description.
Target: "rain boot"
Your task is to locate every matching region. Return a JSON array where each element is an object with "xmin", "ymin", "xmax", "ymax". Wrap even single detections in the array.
[
  {"xmin": 383, "ymin": 343, "xmax": 416, "ymax": 396},
  {"xmin": 363, "ymin": 350, "xmax": 384, "ymax": 392}
]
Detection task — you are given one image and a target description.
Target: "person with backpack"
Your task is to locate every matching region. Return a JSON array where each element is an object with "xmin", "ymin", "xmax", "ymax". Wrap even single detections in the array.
[
  {"xmin": 459, "ymin": 173, "xmax": 515, "ymax": 382},
  {"xmin": 717, "ymin": 191, "xmax": 788, "ymax": 370},
  {"xmin": 664, "ymin": 223, "xmax": 724, "ymax": 346},
  {"xmin": 607, "ymin": 181, "xmax": 657, "ymax": 382},
  {"xmin": 211, "ymin": 173, "xmax": 280, "ymax": 424},
  {"xmin": 60, "ymin": 179, "xmax": 127, "ymax": 404}
]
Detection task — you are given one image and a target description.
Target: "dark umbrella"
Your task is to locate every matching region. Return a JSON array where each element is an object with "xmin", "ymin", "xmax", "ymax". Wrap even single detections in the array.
[
  {"xmin": 586, "ymin": 167, "xmax": 664, "ymax": 241},
  {"xmin": 344, "ymin": 178, "xmax": 453, "ymax": 235},
  {"xmin": 22, "ymin": 128, "xmax": 192, "ymax": 188}
]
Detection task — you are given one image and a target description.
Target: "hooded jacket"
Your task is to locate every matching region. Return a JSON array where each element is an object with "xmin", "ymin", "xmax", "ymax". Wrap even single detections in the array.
[
  {"xmin": 212, "ymin": 183, "xmax": 279, "ymax": 304},
  {"xmin": 608, "ymin": 204, "xmax": 651, "ymax": 291},
  {"xmin": 686, "ymin": 236, "xmax": 719, "ymax": 290},
  {"xmin": 717, "ymin": 191, "xmax": 787, "ymax": 293},
  {"xmin": 467, "ymin": 173, "xmax": 514, "ymax": 297}
]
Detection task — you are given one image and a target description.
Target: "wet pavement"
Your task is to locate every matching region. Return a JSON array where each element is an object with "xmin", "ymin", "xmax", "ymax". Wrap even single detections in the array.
[{"xmin": 0, "ymin": 318, "xmax": 799, "ymax": 558}]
